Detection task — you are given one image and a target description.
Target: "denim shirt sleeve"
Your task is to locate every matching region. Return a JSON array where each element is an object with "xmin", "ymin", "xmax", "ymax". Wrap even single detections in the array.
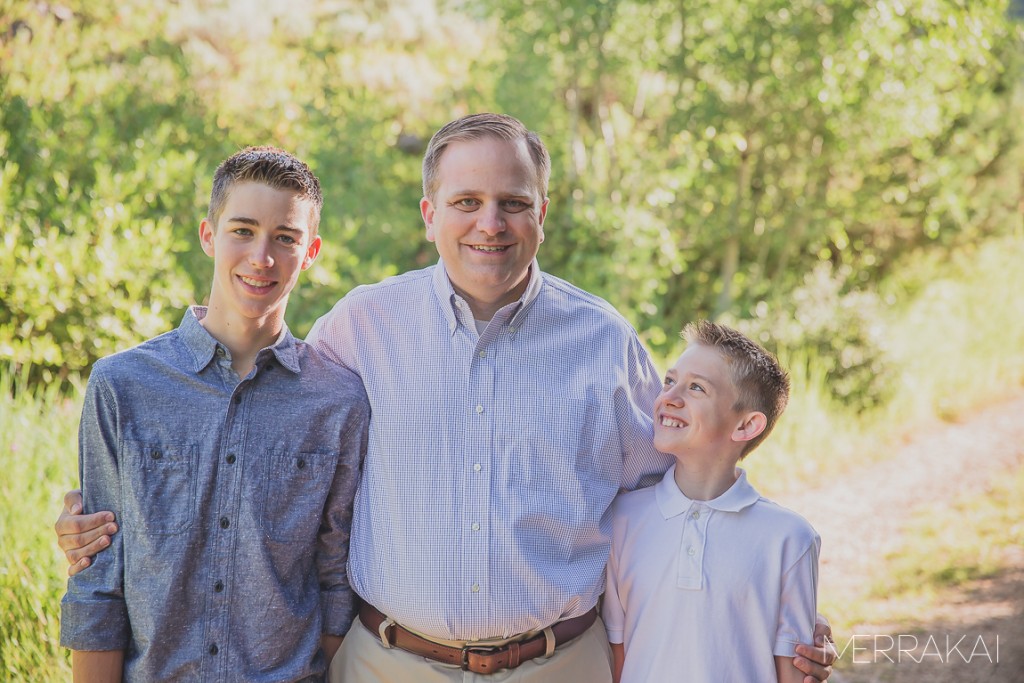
[
  {"xmin": 60, "ymin": 368, "xmax": 131, "ymax": 650},
  {"xmin": 316, "ymin": 395, "xmax": 370, "ymax": 636}
]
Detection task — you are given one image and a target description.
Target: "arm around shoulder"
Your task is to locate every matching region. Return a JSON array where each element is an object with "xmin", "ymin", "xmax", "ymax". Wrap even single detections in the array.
[{"xmin": 72, "ymin": 649, "xmax": 124, "ymax": 683}]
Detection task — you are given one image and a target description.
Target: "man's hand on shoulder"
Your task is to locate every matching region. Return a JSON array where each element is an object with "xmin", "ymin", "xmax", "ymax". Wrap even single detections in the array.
[
  {"xmin": 55, "ymin": 489, "xmax": 118, "ymax": 577},
  {"xmin": 793, "ymin": 617, "xmax": 837, "ymax": 683}
]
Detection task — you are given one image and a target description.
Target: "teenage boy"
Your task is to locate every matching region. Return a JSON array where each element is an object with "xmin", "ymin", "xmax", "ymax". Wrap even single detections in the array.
[
  {"xmin": 60, "ymin": 146, "xmax": 369, "ymax": 682},
  {"xmin": 603, "ymin": 320, "xmax": 820, "ymax": 683}
]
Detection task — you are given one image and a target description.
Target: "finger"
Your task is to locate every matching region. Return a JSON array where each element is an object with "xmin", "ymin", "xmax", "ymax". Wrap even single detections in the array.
[
  {"xmin": 63, "ymin": 532, "xmax": 113, "ymax": 565},
  {"xmin": 792, "ymin": 656, "xmax": 832, "ymax": 681},
  {"xmin": 68, "ymin": 556, "xmax": 91, "ymax": 577},
  {"xmin": 55, "ymin": 510, "xmax": 116, "ymax": 540},
  {"xmin": 795, "ymin": 643, "xmax": 837, "ymax": 667},
  {"xmin": 62, "ymin": 489, "xmax": 84, "ymax": 512},
  {"xmin": 58, "ymin": 521, "xmax": 117, "ymax": 556}
]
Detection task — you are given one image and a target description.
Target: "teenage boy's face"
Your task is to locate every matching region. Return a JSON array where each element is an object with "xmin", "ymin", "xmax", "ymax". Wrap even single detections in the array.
[
  {"xmin": 199, "ymin": 181, "xmax": 321, "ymax": 324},
  {"xmin": 653, "ymin": 344, "xmax": 746, "ymax": 458}
]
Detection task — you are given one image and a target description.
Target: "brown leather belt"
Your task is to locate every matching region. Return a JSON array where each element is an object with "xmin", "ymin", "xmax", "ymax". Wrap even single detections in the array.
[{"xmin": 358, "ymin": 602, "xmax": 598, "ymax": 674}]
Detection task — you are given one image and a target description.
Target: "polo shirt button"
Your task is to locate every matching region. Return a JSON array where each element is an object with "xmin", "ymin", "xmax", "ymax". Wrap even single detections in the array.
[
  {"xmin": 691, "ymin": 511, "xmax": 700, "ymax": 520},
  {"xmin": 687, "ymin": 546, "xmax": 696, "ymax": 556},
  {"xmin": 209, "ymin": 643, "xmax": 219, "ymax": 655},
  {"xmin": 220, "ymin": 517, "xmax": 230, "ymax": 529}
]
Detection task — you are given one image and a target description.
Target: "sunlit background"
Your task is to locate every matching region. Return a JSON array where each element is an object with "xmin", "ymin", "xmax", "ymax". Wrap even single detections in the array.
[{"xmin": 2, "ymin": 1, "xmax": 1023, "ymax": 680}]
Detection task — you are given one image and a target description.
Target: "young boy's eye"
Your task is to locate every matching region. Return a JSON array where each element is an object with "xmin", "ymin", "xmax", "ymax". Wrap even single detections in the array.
[
  {"xmin": 662, "ymin": 377, "xmax": 674, "ymax": 389},
  {"xmin": 689, "ymin": 383, "xmax": 705, "ymax": 393},
  {"xmin": 278, "ymin": 234, "xmax": 297, "ymax": 245}
]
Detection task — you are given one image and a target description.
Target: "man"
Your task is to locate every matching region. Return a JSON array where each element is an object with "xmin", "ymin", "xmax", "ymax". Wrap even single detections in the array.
[{"xmin": 57, "ymin": 114, "xmax": 836, "ymax": 682}]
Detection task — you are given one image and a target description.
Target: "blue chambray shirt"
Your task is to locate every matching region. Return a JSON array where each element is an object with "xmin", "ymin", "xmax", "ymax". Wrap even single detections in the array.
[
  {"xmin": 306, "ymin": 260, "xmax": 675, "ymax": 641},
  {"xmin": 61, "ymin": 307, "xmax": 369, "ymax": 682}
]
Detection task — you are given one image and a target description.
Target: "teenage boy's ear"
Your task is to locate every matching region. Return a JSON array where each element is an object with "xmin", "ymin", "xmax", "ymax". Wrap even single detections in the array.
[
  {"xmin": 732, "ymin": 411, "xmax": 768, "ymax": 444},
  {"xmin": 301, "ymin": 234, "xmax": 322, "ymax": 270},
  {"xmin": 199, "ymin": 219, "xmax": 216, "ymax": 257}
]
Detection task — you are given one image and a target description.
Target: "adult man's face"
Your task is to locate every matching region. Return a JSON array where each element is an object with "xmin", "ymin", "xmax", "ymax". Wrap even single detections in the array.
[{"xmin": 420, "ymin": 136, "xmax": 548, "ymax": 317}]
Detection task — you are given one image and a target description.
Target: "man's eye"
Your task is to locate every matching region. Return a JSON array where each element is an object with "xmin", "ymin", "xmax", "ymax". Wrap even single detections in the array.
[
  {"xmin": 454, "ymin": 198, "xmax": 478, "ymax": 208},
  {"xmin": 504, "ymin": 200, "xmax": 528, "ymax": 211}
]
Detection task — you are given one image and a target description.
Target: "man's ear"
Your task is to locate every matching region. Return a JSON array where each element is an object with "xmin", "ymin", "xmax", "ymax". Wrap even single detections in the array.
[
  {"xmin": 421, "ymin": 197, "xmax": 436, "ymax": 242},
  {"xmin": 301, "ymin": 235, "xmax": 322, "ymax": 270},
  {"xmin": 732, "ymin": 411, "xmax": 767, "ymax": 443},
  {"xmin": 537, "ymin": 196, "xmax": 549, "ymax": 243},
  {"xmin": 199, "ymin": 219, "xmax": 216, "ymax": 257}
]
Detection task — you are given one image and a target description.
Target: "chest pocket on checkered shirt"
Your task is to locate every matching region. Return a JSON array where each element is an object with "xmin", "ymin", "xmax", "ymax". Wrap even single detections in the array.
[{"xmin": 262, "ymin": 451, "xmax": 336, "ymax": 543}]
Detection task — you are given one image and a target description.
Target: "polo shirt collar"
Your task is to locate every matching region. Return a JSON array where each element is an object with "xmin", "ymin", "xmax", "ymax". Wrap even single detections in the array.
[
  {"xmin": 655, "ymin": 464, "xmax": 760, "ymax": 519},
  {"xmin": 431, "ymin": 258, "xmax": 544, "ymax": 333},
  {"xmin": 180, "ymin": 306, "xmax": 301, "ymax": 375}
]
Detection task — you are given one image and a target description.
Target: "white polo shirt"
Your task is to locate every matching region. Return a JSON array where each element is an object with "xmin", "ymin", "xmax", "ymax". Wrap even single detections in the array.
[{"xmin": 602, "ymin": 466, "xmax": 820, "ymax": 683}]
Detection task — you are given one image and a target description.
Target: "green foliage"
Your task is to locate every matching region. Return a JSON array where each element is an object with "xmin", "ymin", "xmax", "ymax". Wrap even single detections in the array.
[{"xmin": 0, "ymin": 367, "xmax": 80, "ymax": 682}]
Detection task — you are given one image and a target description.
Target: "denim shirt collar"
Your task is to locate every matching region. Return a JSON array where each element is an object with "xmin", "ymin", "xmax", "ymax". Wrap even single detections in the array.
[
  {"xmin": 655, "ymin": 464, "xmax": 760, "ymax": 519},
  {"xmin": 431, "ymin": 258, "xmax": 544, "ymax": 335},
  {"xmin": 179, "ymin": 306, "xmax": 301, "ymax": 375}
]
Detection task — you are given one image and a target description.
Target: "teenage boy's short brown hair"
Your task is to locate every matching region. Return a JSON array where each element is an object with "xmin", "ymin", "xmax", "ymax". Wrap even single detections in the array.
[
  {"xmin": 207, "ymin": 146, "xmax": 324, "ymax": 235},
  {"xmin": 682, "ymin": 320, "xmax": 790, "ymax": 457}
]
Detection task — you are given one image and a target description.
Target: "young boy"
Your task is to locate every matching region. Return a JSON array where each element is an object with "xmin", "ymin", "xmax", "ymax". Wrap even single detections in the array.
[
  {"xmin": 602, "ymin": 320, "xmax": 820, "ymax": 683},
  {"xmin": 60, "ymin": 147, "xmax": 369, "ymax": 682}
]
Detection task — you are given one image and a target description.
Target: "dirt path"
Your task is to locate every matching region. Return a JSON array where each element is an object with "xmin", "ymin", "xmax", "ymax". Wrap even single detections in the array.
[{"xmin": 771, "ymin": 392, "xmax": 1024, "ymax": 683}]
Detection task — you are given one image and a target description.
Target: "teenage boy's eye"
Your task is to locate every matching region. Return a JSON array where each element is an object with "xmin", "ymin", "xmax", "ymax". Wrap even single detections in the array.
[{"xmin": 277, "ymin": 235, "xmax": 297, "ymax": 245}]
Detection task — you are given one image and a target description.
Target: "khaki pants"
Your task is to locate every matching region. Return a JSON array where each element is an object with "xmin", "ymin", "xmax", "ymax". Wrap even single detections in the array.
[{"xmin": 328, "ymin": 615, "xmax": 613, "ymax": 683}]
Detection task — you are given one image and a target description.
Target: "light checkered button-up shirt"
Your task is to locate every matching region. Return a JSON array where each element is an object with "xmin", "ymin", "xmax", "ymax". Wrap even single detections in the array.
[{"xmin": 306, "ymin": 260, "xmax": 674, "ymax": 641}]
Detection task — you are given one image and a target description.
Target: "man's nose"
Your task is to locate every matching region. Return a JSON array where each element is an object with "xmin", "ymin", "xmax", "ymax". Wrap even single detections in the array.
[{"xmin": 476, "ymin": 203, "xmax": 505, "ymax": 236}]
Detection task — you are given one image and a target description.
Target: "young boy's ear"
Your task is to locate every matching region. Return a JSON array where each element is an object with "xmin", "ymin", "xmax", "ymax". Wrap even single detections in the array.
[
  {"xmin": 199, "ymin": 219, "xmax": 216, "ymax": 257},
  {"xmin": 732, "ymin": 412, "xmax": 768, "ymax": 444}
]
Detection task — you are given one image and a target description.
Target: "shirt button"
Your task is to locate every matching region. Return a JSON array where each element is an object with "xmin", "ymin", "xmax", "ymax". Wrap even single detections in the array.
[
  {"xmin": 209, "ymin": 643, "xmax": 219, "ymax": 655},
  {"xmin": 508, "ymin": 326, "xmax": 517, "ymax": 334},
  {"xmin": 296, "ymin": 458, "xmax": 306, "ymax": 470},
  {"xmin": 233, "ymin": 395, "xmax": 241, "ymax": 404},
  {"xmin": 478, "ymin": 350, "xmax": 487, "ymax": 358},
  {"xmin": 687, "ymin": 546, "xmax": 696, "ymax": 556},
  {"xmin": 151, "ymin": 450, "xmax": 162, "ymax": 460},
  {"xmin": 475, "ymin": 404, "xmax": 484, "ymax": 414},
  {"xmin": 471, "ymin": 583, "xmax": 480, "ymax": 593},
  {"xmin": 226, "ymin": 454, "xmax": 236, "ymax": 464},
  {"xmin": 220, "ymin": 517, "xmax": 230, "ymax": 529},
  {"xmin": 214, "ymin": 580, "xmax": 224, "ymax": 593},
  {"xmin": 216, "ymin": 348, "xmax": 225, "ymax": 357},
  {"xmin": 266, "ymin": 362, "xmax": 275, "ymax": 371},
  {"xmin": 471, "ymin": 522, "xmax": 480, "ymax": 531},
  {"xmin": 691, "ymin": 511, "xmax": 700, "ymax": 520},
  {"xmin": 473, "ymin": 463, "xmax": 482, "ymax": 472}
]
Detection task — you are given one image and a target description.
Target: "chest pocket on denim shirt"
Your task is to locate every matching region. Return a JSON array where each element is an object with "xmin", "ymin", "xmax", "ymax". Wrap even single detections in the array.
[
  {"xmin": 122, "ymin": 441, "xmax": 198, "ymax": 535},
  {"xmin": 262, "ymin": 451, "xmax": 335, "ymax": 543}
]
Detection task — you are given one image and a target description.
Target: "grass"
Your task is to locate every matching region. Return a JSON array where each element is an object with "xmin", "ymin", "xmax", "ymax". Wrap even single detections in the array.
[{"xmin": 0, "ymin": 368, "xmax": 80, "ymax": 682}]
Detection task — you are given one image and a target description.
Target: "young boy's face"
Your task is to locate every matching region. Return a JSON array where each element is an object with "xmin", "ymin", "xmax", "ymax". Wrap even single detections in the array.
[
  {"xmin": 199, "ymin": 181, "xmax": 321, "ymax": 324},
  {"xmin": 653, "ymin": 343, "xmax": 746, "ymax": 459}
]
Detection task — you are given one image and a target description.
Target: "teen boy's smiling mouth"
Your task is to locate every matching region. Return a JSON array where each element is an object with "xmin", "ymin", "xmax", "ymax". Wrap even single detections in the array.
[{"xmin": 237, "ymin": 274, "xmax": 277, "ymax": 292}]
